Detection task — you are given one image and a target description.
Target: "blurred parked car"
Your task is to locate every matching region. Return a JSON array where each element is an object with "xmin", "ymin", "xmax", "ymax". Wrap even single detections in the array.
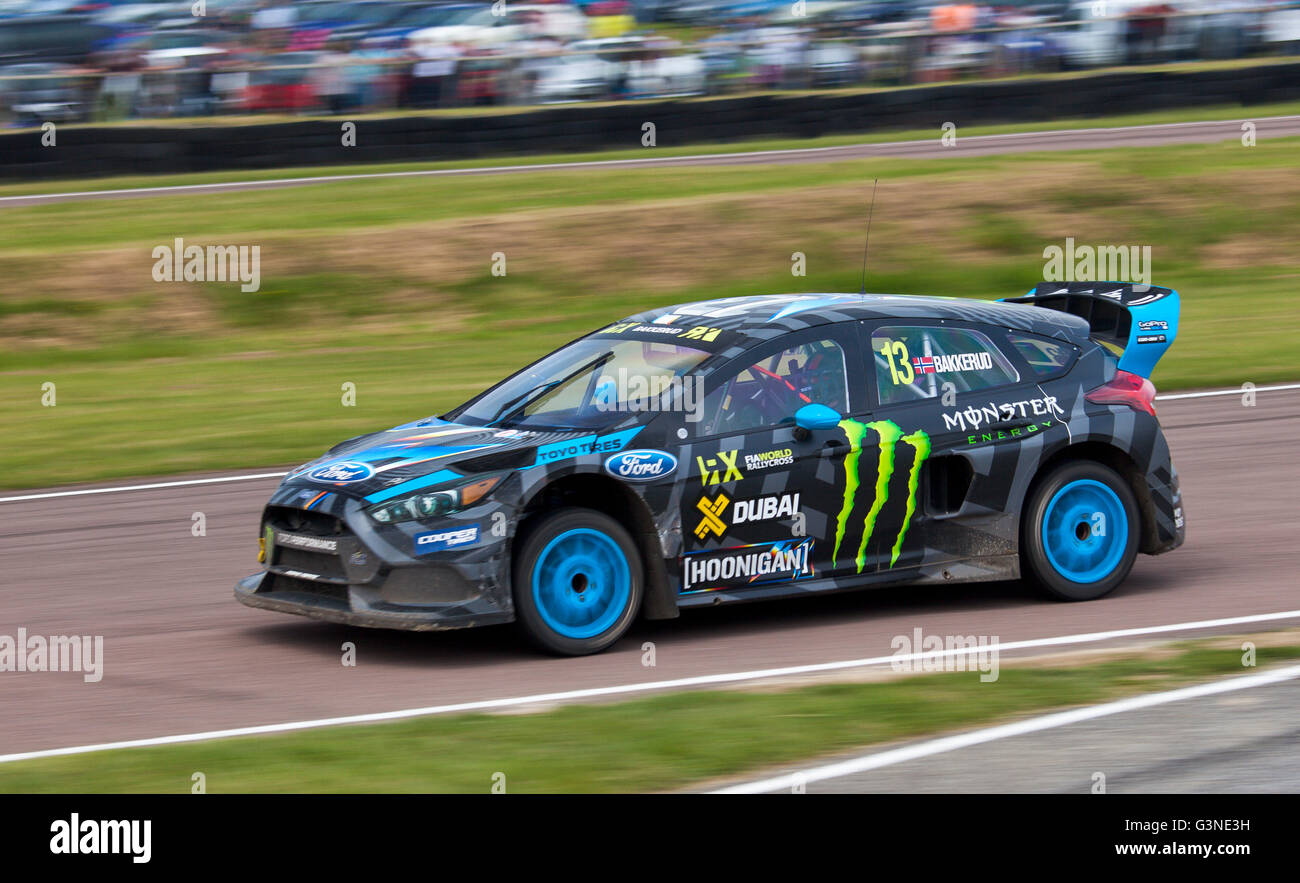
[
  {"xmin": 289, "ymin": 0, "xmax": 416, "ymax": 50},
  {"xmin": 408, "ymin": 1, "xmax": 589, "ymax": 50},
  {"xmin": 0, "ymin": 59, "xmax": 84, "ymax": 124},
  {"xmin": 362, "ymin": 2, "xmax": 478, "ymax": 47},
  {"xmin": 532, "ymin": 49, "xmax": 616, "ymax": 101},
  {"xmin": 243, "ymin": 49, "xmax": 322, "ymax": 110},
  {"xmin": 806, "ymin": 38, "xmax": 860, "ymax": 85},
  {"xmin": 0, "ymin": 13, "xmax": 115, "ymax": 63}
]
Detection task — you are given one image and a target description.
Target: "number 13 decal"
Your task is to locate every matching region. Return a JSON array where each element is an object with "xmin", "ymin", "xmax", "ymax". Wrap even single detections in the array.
[{"xmin": 881, "ymin": 339, "xmax": 915, "ymax": 385}]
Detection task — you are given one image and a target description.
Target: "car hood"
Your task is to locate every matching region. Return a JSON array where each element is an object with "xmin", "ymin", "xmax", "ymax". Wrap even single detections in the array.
[{"xmin": 278, "ymin": 417, "xmax": 643, "ymax": 502}]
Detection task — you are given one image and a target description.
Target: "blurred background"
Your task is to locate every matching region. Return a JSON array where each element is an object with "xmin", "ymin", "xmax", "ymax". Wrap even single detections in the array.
[
  {"xmin": 1, "ymin": 0, "xmax": 1298, "ymax": 124},
  {"xmin": 1, "ymin": 0, "xmax": 1299, "ymax": 805}
]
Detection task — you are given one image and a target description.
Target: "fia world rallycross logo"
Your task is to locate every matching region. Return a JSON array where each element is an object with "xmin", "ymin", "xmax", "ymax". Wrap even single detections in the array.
[{"xmin": 833, "ymin": 419, "xmax": 930, "ymax": 572}]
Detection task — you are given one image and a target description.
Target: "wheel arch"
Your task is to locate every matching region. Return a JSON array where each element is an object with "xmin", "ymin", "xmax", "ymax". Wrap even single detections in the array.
[{"xmin": 515, "ymin": 473, "xmax": 677, "ymax": 620}]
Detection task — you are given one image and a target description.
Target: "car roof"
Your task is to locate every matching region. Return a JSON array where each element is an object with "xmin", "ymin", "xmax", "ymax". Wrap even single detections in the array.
[{"xmin": 613, "ymin": 292, "xmax": 1091, "ymax": 353}]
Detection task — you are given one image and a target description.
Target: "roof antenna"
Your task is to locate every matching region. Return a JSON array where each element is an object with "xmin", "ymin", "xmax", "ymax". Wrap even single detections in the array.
[{"xmin": 858, "ymin": 178, "xmax": 879, "ymax": 296}]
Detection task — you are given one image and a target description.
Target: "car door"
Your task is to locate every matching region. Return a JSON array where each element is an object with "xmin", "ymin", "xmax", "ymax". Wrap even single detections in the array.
[
  {"xmin": 678, "ymin": 326, "xmax": 863, "ymax": 596},
  {"xmin": 859, "ymin": 319, "xmax": 1046, "ymax": 573}
]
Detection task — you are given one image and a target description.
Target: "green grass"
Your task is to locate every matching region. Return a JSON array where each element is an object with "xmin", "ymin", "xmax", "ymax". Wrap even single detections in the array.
[
  {"xmin": 1, "ymin": 639, "xmax": 1293, "ymax": 793},
  {"xmin": 2, "ymin": 136, "xmax": 1297, "ymax": 488}
]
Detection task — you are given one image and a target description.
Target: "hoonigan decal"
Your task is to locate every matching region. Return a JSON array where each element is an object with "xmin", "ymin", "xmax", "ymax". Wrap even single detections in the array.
[{"xmin": 681, "ymin": 538, "xmax": 815, "ymax": 592}]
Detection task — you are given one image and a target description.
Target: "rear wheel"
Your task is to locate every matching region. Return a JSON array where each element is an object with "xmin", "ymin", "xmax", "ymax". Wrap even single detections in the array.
[
  {"xmin": 513, "ymin": 508, "xmax": 643, "ymax": 655},
  {"xmin": 1021, "ymin": 461, "xmax": 1139, "ymax": 601}
]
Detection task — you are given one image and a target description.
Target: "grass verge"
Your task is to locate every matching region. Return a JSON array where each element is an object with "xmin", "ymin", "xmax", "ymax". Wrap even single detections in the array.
[
  {"xmin": 1, "ymin": 635, "xmax": 1294, "ymax": 793},
  {"xmin": 2, "ymin": 137, "xmax": 1298, "ymax": 488}
]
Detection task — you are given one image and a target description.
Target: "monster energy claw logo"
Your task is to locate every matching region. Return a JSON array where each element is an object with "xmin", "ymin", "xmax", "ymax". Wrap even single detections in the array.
[{"xmin": 832, "ymin": 419, "xmax": 931, "ymax": 572}]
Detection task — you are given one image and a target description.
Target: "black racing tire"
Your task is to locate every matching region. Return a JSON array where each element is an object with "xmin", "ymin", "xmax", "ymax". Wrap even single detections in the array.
[
  {"xmin": 1020, "ymin": 460, "xmax": 1140, "ymax": 602},
  {"xmin": 512, "ymin": 507, "xmax": 643, "ymax": 656}
]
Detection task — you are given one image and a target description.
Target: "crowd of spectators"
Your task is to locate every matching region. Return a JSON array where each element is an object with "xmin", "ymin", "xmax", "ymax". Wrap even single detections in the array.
[{"xmin": 0, "ymin": 0, "xmax": 1296, "ymax": 124}]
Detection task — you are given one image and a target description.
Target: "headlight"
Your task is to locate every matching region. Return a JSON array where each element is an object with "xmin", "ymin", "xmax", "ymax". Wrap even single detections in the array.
[{"xmin": 365, "ymin": 474, "xmax": 504, "ymax": 524}]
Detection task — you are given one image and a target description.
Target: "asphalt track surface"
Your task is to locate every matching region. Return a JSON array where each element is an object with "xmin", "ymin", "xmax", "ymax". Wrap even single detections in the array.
[
  {"xmin": 771, "ymin": 677, "xmax": 1300, "ymax": 793},
  {"xmin": 2, "ymin": 115, "xmax": 1299, "ymax": 208},
  {"xmin": 0, "ymin": 389, "xmax": 1296, "ymax": 759}
]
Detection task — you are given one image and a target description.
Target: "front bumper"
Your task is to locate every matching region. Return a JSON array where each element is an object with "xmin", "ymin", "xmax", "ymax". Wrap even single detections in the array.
[
  {"xmin": 235, "ymin": 572, "xmax": 513, "ymax": 631},
  {"xmin": 234, "ymin": 486, "xmax": 516, "ymax": 631}
]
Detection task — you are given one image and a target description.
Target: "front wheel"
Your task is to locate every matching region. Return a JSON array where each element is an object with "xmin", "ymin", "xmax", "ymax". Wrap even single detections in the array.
[
  {"xmin": 513, "ymin": 508, "xmax": 643, "ymax": 655},
  {"xmin": 1021, "ymin": 461, "xmax": 1140, "ymax": 601}
]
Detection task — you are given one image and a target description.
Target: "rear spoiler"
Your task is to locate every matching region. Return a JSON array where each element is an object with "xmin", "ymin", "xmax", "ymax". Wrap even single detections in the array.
[{"xmin": 1000, "ymin": 282, "xmax": 1179, "ymax": 379}]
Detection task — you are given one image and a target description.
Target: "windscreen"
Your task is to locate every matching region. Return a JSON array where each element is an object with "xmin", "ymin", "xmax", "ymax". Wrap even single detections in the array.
[{"xmin": 448, "ymin": 336, "xmax": 711, "ymax": 431}]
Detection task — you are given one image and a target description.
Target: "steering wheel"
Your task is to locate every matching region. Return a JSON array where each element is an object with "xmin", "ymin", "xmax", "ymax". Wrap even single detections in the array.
[{"xmin": 750, "ymin": 365, "xmax": 811, "ymax": 419}]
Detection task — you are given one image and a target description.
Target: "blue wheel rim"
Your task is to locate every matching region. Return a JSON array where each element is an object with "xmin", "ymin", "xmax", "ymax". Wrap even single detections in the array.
[
  {"xmin": 1042, "ymin": 479, "xmax": 1128, "ymax": 584},
  {"xmin": 531, "ymin": 528, "xmax": 631, "ymax": 640}
]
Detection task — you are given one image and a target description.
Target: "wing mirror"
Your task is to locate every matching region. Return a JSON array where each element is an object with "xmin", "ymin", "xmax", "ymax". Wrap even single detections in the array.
[{"xmin": 793, "ymin": 403, "xmax": 842, "ymax": 441}]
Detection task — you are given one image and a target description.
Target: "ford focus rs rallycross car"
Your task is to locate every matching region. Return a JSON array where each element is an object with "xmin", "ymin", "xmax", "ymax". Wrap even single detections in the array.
[{"xmin": 236, "ymin": 283, "xmax": 1186, "ymax": 655}]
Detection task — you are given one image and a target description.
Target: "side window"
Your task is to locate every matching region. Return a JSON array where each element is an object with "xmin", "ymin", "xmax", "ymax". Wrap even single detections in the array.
[
  {"xmin": 696, "ymin": 338, "xmax": 849, "ymax": 436},
  {"xmin": 1008, "ymin": 332, "xmax": 1077, "ymax": 377},
  {"xmin": 872, "ymin": 326, "xmax": 1019, "ymax": 406}
]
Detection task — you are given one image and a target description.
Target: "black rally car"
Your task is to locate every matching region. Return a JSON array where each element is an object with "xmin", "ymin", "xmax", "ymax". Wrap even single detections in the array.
[{"xmin": 237, "ymin": 284, "xmax": 1185, "ymax": 654}]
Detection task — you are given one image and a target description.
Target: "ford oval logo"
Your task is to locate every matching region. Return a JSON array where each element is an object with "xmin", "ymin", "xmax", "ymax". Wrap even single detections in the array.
[
  {"xmin": 604, "ymin": 449, "xmax": 677, "ymax": 482},
  {"xmin": 307, "ymin": 461, "xmax": 374, "ymax": 484}
]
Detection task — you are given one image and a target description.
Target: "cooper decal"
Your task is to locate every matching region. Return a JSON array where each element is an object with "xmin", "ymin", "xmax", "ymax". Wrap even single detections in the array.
[{"xmin": 414, "ymin": 525, "xmax": 480, "ymax": 554}]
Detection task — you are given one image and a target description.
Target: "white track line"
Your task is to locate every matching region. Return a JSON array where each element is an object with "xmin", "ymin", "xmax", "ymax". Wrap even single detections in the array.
[
  {"xmin": 1, "ymin": 609, "xmax": 1297, "ymax": 765},
  {"xmin": 1, "ymin": 382, "xmax": 1294, "ymax": 503},
  {"xmin": 712, "ymin": 663, "xmax": 1300, "ymax": 793},
  {"xmin": 0, "ymin": 472, "xmax": 287, "ymax": 503},
  {"xmin": 1155, "ymin": 383, "xmax": 1300, "ymax": 400},
  {"xmin": 2, "ymin": 115, "xmax": 1294, "ymax": 206}
]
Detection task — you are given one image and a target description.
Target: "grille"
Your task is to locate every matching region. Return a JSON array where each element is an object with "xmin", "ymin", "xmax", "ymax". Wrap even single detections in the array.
[
  {"xmin": 269, "ymin": 573, "xmax": 349, "ymax": 603},
  {"xmin": 274, "ymin": 546, "xmax": 347, "ymax": 582},
  {"xmin": 266, "ymin": 505, "xmax": 346, "ymax": 537}
]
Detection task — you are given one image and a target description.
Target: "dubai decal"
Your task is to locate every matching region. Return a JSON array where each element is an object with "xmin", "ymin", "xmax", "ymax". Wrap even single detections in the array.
[
  {"xmin": 832, "ymin": 419, "xmax": 931, "ymax": 572},
  {"xmin": 694, "ymin": 492, "xmax": 729, "ymax": 540}
]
